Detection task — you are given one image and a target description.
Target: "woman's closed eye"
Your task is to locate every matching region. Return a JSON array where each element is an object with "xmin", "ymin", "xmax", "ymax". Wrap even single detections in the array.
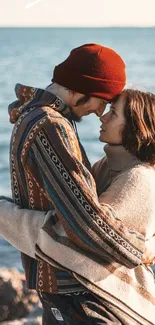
[{"xmin": 110, "ymin": 107, "xmax": 117, "ymax": 116}]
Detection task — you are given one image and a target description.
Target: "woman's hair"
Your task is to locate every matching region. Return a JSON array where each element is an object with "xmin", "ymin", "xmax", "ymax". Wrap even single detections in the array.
[{"xmin": 121, "ymin": 89, "xmax": 155, "ymax": 165}]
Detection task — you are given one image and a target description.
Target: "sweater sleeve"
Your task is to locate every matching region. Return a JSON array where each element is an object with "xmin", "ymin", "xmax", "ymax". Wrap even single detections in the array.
[
  {"xmin": 26, "ymin": 115, "xmax": 145, "ymax": 268},
  {"xmin": 0, "ymin": 198, "xmax": 53, "ymax": 258}
]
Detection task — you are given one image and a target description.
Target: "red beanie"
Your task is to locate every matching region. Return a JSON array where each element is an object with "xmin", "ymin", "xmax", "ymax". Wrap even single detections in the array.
[{"xmin": 52, "ymin": 43, "xmax": 126, "ymax": 101}]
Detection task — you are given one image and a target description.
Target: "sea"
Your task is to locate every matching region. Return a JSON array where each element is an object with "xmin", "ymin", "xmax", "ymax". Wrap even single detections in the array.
[{"xmin": 0, "ymin": 27, "xmax": 155, "ymax": 271}]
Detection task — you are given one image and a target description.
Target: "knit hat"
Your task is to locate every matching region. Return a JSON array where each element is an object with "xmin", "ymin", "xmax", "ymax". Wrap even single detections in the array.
[{"xmin": 52, "ymin": 43, "xmax": 126, "ymax": 101}]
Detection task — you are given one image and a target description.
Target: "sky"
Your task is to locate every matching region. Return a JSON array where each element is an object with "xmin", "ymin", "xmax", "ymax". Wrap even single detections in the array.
[{"xmin": 0, "ymin": 0, "xmax": 155, "ymax": 27}]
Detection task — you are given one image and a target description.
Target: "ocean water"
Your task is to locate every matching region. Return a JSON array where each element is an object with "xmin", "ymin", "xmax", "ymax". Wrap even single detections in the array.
[{"xmin": 0, "ymin": 27, "xmax": 155, "ymax": 271}]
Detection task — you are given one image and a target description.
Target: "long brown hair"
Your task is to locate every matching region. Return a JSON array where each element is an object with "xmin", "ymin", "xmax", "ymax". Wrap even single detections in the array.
[{"xmin": 121, "ymin": 89, "xmax": 155, "ymax": 165}]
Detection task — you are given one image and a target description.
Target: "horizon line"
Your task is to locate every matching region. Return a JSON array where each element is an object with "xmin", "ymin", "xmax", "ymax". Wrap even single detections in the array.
[{"xmin": 0, "ymin": 25, "xmax": 154, "ymax": 28}]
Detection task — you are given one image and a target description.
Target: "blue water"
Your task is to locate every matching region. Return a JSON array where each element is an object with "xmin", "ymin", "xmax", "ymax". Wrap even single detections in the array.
[{"xmin": 0, "ymin": 27, "xmax": 155, "ymax": 271}]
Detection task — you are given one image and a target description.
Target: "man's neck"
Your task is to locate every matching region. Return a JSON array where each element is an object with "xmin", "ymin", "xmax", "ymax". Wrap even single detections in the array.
[
  {"xmin": 46, "ymin": 83, "xmax": 71, "ymax": 107},
  {"xmin": 46, "ymin": 83, "xmax": 60, "ymax": 96}
]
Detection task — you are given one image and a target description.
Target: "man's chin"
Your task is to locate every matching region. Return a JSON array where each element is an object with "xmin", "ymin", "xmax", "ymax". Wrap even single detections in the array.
[{"xmin": 71, "ymin": 112, "xmax": 82, "ymax": 123}]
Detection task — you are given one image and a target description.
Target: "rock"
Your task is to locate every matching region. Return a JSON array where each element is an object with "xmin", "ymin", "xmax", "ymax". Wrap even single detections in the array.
[
  {"xmin": 0, "ymin": 316, "xmax": 42, "ymax": 325},
  {"xmin": 0, "ymin": 268, "xmax": 41, "ymax": 322}
]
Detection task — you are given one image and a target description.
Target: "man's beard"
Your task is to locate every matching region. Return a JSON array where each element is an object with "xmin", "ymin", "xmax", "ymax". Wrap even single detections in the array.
[
  {"xmin": 70, "ymin": 95, "xmax": 90, "ymax": 122},
  {"xmin": 70, "ymin": 111, "xmax": 82, "ymax": 123}
]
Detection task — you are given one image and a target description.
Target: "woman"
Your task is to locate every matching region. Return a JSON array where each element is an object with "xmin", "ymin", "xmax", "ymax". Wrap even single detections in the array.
[
  {"xmin": 36, "ymin": 89, "xmax": 155, "ymax": 325},
  {"xmin": 90, "ymin": 88, "xmax": 155, "ymax": 324},
  {"xmin": 1, "ymin": 89, "xmax": 155, "ymax": 324}
]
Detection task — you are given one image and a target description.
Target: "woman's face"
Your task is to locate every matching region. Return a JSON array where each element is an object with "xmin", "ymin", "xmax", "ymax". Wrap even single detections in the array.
[{"xmin": 99, "ymin": 94, "xmax": 126, "ymax": 144}]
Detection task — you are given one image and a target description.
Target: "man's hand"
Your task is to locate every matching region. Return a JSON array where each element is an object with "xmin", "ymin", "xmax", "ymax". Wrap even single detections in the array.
[{"xmin": 142, "ymin": 236, "xmax": 155, "ymax": 266}]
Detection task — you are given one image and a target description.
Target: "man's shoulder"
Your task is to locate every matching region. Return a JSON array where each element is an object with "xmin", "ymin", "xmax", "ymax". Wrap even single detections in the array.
[
  {"xmin": 11, "ymin": 105, "xmax": 75, "ymax": 162},
  {"xmin": 21, "ymin": 105, "xmax": 69, "ymax": 125},
  {"xmin": 13, "ymin": 104, "xmax": 73, "ymax": 139}
]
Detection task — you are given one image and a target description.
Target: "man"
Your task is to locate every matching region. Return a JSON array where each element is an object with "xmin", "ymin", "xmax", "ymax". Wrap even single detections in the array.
[{"xmin": 0, "ymin": 43, "xmax": 154, "ymax": 324}]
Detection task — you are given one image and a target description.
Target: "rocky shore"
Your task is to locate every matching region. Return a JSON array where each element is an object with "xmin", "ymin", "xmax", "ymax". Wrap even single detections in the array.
[{"xmin": 0, "ymin": 268, "xmax": 42, "ymax": 324}]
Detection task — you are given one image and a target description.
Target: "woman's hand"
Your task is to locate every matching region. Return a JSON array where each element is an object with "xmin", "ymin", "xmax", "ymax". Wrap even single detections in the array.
[{"xmin": 142, "ymin": 236, "xmax": 155, "ymax": 266}]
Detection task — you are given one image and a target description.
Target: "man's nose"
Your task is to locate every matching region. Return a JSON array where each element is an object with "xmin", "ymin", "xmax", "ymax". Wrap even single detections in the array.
[
  {"xmin": 100, "ymin": 113, "xmax": 107, "ymax": 122},
  {"xmin": 96, "ymin": 104, "xmax": 107, "ymax": 117}
]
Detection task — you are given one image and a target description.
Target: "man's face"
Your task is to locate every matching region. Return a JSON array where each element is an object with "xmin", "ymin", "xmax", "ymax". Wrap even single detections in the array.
[
  {"xmin": 69, "ymin": 92, "xmax": 108, "ymax": 122},
  {"xmin": 46, "ymin": 85, "xmax": 108, "ymax": 122}
]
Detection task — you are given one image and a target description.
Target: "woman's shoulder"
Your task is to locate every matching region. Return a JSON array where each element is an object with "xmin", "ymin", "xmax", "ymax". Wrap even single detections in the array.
[
  {"xmin": 127, "ymin": 163, "xmax": 155, "ymax": 179},
  {"xmin": 92, "ymin": 155, "xmax": 107, "ymax": 178},
  {"xmin": 113, "ymin": 163, "xmax": 155, "ymax": 191}
]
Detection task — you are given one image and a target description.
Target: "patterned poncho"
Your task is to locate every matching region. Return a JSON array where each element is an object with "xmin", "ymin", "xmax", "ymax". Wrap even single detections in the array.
[{"xmin": 8, "ymin": 83, "xmax": 155, "ymax": 325}]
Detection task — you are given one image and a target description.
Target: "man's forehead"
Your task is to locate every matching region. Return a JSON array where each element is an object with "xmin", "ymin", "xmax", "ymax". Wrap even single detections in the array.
[{"xmin": 91, "ymin": 96, "xmax": 109, "ymax": 103}]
